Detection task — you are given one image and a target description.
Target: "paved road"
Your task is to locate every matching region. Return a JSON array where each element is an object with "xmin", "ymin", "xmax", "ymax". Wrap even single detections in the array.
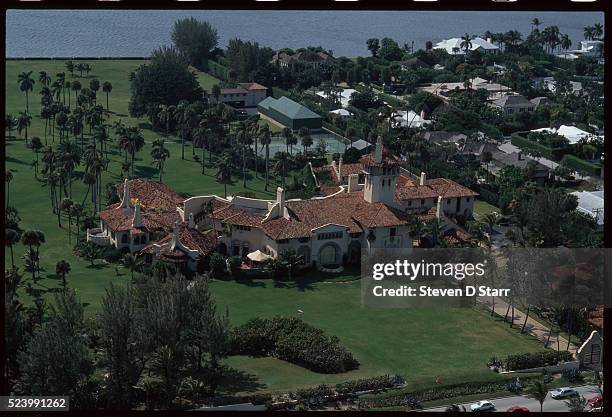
[{"xmin": 424, "ymin": 384, "xmax": 601, "ymax": 412}]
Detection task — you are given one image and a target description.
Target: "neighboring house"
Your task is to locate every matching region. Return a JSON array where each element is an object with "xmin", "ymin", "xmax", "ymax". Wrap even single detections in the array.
[
  {"xmin": 531, "ymin": 125, "xmax": 603, "ymax": 145},
  {"xmin": 533, "ymin": 77, "xmax": 583, "ymax": 95},
  {"xmin": 561, "ymin": 40, "xmax": 604, "ymax": 60},
  {"xmin": 329, "ymin": 108, "xmax": 353, "ymax": 118},
  {"xmin": 491, "ymin": 94, "xmax": 535, "ymax": 115},
  {"xmin": 420, "ymin": 77, "xmax": 512, "ymax": 102},
  {"xmin": 571, "ymin": 190, "xmax": 604, "ymax": 230},
  {"xmin": 316, "ymin": 88, "xmax": 357, "ymax": 108},
  {"xmin": 457, "ymin": 142, "xmax": 499, "ymax": 161},
  {"xmin": 400, "ymin": 57, "xmax": 430, "ymax": 71},
  {"xmin": 209, "ymin": 82, "xmax": 268, "ymax": 108},
  {"xmin": 434, "ymin": 37, "xmax": 499, "ymax": 55},
  {"xmin": 272, "ymin": 50, "xmax": 337, "ymax": 68},
  {"xmin": 258, "ymin": 96, "xmax": 323, "ymax": 131},
  {"xmin": 530, "ymin": 96, "xmax": 550, "ymax": 110},
  {"xmin": 418, "ymin": 131, "xmax": 468, "ymax": 146},
  {"xmin": 349, "ymin": 139, "xmax": 372, "ymax": 154},
  {"xmin": 390, "ymin": 110, "xmax": 431, "ymax": 128},
  {"xmin": 487, "ymin": 151, "xmax": 550, "ymax": 184}
]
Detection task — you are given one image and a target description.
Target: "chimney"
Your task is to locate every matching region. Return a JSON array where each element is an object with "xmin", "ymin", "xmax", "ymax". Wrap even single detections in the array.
[
  {"xmin": 119, "ymin": 178, "xmax": 131, "ymax": 212},
  {"xmin": 420, "ymin": 172, "xmax": 427, "ymax": 186},
  {"xmin": 348, "ymin": 174, "xmax": 359, "ymax": 193},
  {"xmin": 420, "ymin": 109, "xmax": 426, "ymax": 120},
  {"xmin": 338, "ymin": 156, "xmax": 343, "ymax": 179},
  {"xmin": 374, "ymin": 136, "xmax": 383, "ymax": 163},
  {"xmin": 188, "ymin": 212, "xmax": 195, "ymax": 228},
  {"xmin": 170, "ymin": 221, "xmax": 179, "ymax": 251},
  {"xmin": 487, "ymin": 37, "xmax": 493, "ymax": 44},
  {"xmin": 132, "ymin": 201, "xmax": 142, "ymax": 228},
  {"xmin": 436, "ymin": 196, "xmax": 444, "ymax": 220},
  {"xmin": 276, "ymin": 187, "xmax": 285, "ymax": 214}
]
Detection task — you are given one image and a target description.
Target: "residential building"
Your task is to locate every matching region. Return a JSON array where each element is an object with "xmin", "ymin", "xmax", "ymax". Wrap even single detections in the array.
[
  {"xmin": 491, "ymin": 94, "xmax": 535, "ymax": 115},
  {"xmin": 258, "ymin": 96, "xmax": 323, "ymax": 131},
  {"xmin": 420, "ymin": 77, "xmax": 512, "ymax": 102},
  {"xmin": 486, "ymin": 150, "xmax": 550, "ymax": 184},
  {"xmin": 209, "ymin": 82, "xmax": 268, "ymax": 108},
  {"xmin": 390, "ymin": 110, "xmax": 432, "ymax": 129},
  {"xmin": 272, "ymin": 50, "xmax": 337, "ymax": 68},
  {"xmin": 531, "ymin": 125, "xmax": 603, "ymax": 145},
  {"xmin": 434, "ymin": 37, "xmax": 499, "ymax": 55},
  {"xmin": 316, "ymin": 88, "xmax": 356, "ymax": 109},
  {"xmin": 571, "ymin": 190, "xmax": 604, "ymax": 230},
  {"xmin": 530, "ymin": 96, "xmax": 550, "ymax": 110}
]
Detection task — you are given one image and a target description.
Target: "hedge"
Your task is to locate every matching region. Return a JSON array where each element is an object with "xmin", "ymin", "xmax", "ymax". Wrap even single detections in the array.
[
  {"xmin": 503, "ymin": 351, "xmax": 574, "ymax": 372},
  {"xmin": 230, "ymin": 316, "xmax": 359, "ymax": 373},
  {"xmin": 511, "ymin": 132, "xmax": 570, "ymax": 161},
  {"xmin": 208, "ymin": 60, "xmax": 229, "ymax": 81},
  {"xmin": 357, "ymin": 376, "xmax": 542, "ymax": 409},
  {"xmin": 560, "ymin": 154, "xmax": 601, "ymax": 177},
  {"xmin": 477, "ymin": 186, "xmax": 500, "ymax": 208}
]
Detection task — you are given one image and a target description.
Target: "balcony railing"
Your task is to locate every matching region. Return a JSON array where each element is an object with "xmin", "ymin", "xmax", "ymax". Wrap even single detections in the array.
[{"xmin": 87, "ymin": 228, "xmax": 111, "ymax": 246}]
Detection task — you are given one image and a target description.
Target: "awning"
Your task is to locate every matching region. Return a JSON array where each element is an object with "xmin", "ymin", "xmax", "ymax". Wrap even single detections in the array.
[{"xmin": 247, "ymin": 250, "xmax": 271, "ymax": 262}]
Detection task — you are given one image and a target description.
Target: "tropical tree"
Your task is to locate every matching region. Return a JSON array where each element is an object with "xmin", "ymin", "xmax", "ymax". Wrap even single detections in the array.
[
  {"xmin": 6, "ymin": 228, "xmax": 21, "ymax": 268},
  {"xmin": 460, "ymin": 33, "xmax": 473, "ymax": 55},
  {"xmin": 69, "ymin": 203, "xmax": 85, "ymax": 242},
  {"xmin": 119, "ymin": 127, "xmax": 145, "ymax": 177},
  {"xmin": 30, "ymin": 137, "xmax": 43, "ymax": 178},
  {"xmin": 122, "ymin": 253, "xmax": 142, "ymax": 281},
  {"xmin": 70, "ymin": 80, "xmax": 82, "ymax": 109},
  {"xmin": 299, "ymin": 127, "xmax": 313, "ymax": 154},
  {"xmin": 6, "ymin": 114, "xmax": 18, "ymax": 138},
  {"xmin": 65, "ymin": 60, "xmax": 75, "ymax": 77},
  {"xmin": 531, "ymin": 18, "xmax": 541, "ymax": 33},
  {"xmin": 6, "ymin": 170, "xmax": 13, "ymax": 209},
  {"xmin": 17, "ymin": 71, "xmax": 35, "ymax": 112},
  {"xmin": 55, "ymin": 260, "xmax": 71, "ymax": 288},
  {"xmin": 215, "ymin": 156, "xmax": 233, "ymax": 198},
  {"xmin": 17, "ymin": 111, "xmax": 32, "ymax": 144},
  {"xmin": 524, "ymin": 380, "xmax": 549, "ymax": 412},
  {"xmin": 592, "ymin": 23, "xmax": 603, "ymax": 40},
  {"xmin": 20, "ymin": 229, "xmax": 45, "ymax": 281},
  {"xmin": 157, "ymin": 104, "xmax": 175, "ymax": 135},
  {"xmin": 481, "ymin": 212, "xmax": 502, "ymax": 235},
  {"xmin": 565, "ymin": 395, "xmax": 588, "ymax": 413},
  {"xmin": 38, "ymin": 71, "xmax": 51, "ymax": 87},
  {"xmin": 151, "ymin": 139, "xmax": 170, "ymax": 182},
  {"xmin": 192, "ymin": 126, "xmax": 209, "ymax": 174},
  {"xmin": 102, "ymin": 81, "xmax": 113, "ymax": 112},
  {"xmin": 273, "ymin": 152, "xmax": 290, "ymax": 188},
  {"xmin": 259, "ymin": 125, "xmax": 272, "ymax": 191}
]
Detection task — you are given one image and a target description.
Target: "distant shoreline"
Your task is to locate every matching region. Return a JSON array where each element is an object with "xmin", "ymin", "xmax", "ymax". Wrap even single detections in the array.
[{"xmin": 6, "ymin": 57, "xmax": 150, "ymax": 61}]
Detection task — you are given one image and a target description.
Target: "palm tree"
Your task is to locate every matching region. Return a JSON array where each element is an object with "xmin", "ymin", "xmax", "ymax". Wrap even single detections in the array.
[
  {"xmin": 565, "ymin": 396, "xmax": 588, "ymax": 413},
  {"xmin": 17, "ymin": 71, "xmax": 35, "ymax": 112},
  {"xmin": 560, "ymin": 34, "xmax": 572, "ymax": 54},
  {"xmin": 524, "ymin": 380, "xmax": 548, "ymax": 412},
  {"xmin": 21, "ymin": 230, "xmax": 45, "ymax": 280},
  {"xmin": 5, "ymin": 114, "xmax": 18, "ymax": 139},
  {"xmin": 584, "ymin": 26, "xmax": 594, "ymax": 42},
  {"xmin": 75, "ymin": 63, "xmax": 85, "ymax": 77},
  {"xmin": 460, "ymin": 33, "xmax": 473, "ymax": 55},
  {"xmin": 157, "ymin": 104, "xmax": 174, "ymax": 135},
  {"xmin": 174, "ymin": 101, "xmax": 196, "ymax": 160},
  {"xmin": 119, "ymin": 127, "xmax": 145, "ymax": 177},
  {"xmin": 281, "ymin": 127, "xmax": 293, "ymax": 153},
  {"xmin": 192, "ymin": 127, "xmax": 208, "ymax": 175},
  {"xmin": 236, "ymin": 123, "xmax": 252, "ymax": 188},
  {"xmin": 151, "ymin": 139, "xmax": 170, "ymax": 182},
  {"xmin": 6, "ymin": 228, "xmax": 21, "ymax": 268},
  {"xmin": 531, "ymin": 18, "xmax": 541, "ymax": 33},
  {"xmin": 71, "ymin": 80, "xmax": 82, "ymax": 108},
  {"xmin": 61, "ymin": 198, "xmax": 74, "ymax": 243},
  {"xmin": 38, "ymin": 71, "xmax": 51, "ymax": 87},
  {"xmin": 5, "ymin": 170, "xmax": 13, "ymax": 209},
  {"xmin": 65, "ymin": 60, "xmax": 75, "ymax": 77},
  {"xmin": 481, "ymin": 212, "xmax": 501, "ymax": 235},
  {"xmin": 259, "ymin": 125, "xmax": 272, "ymax": 191},
  {"xmin": 215, "ymin": 157, "xmax": 233, "ymax": 198},
  {"xmin": 55, "ymin": 260, "xmax": 71, "ymax": 288},
  {"xmin": 592, "ymin": 23, "xmax": 603, "ymax": 40},
  {"xmin": 273, "ymin": 152, "xmax": 290, "ymax": 188},
  {"xmin": 102, "ymin": 81, "xmax": 113, "ymax": 112},
  {"xmin": 17, "ymin": 111, "xmax": 32, "ymax": 145},
  {"xmin": 122, "ymin": 253, "xmax": 142, "ymax": 281},
  {"xmin": 299, "ymin": 127, "xmax": 313, "ymax": 154},
  {"xmin": 69, "ymin": 203, "xmax": 84, "ymax": 242},
  {"xmin": 30, "ymin": 137, "xmax": 43, "ymax": 177},
  {"xmin": 56, "ymin": 72, "xmax": 66, "ymax": 104}
]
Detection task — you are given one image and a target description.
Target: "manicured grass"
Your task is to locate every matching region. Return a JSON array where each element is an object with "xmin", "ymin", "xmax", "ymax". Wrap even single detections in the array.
[
  {"xmin": 213, "ymin": 278, "xmax": 547, "ymax": 393},
  {"xmin": 196, "ymin": 70, "xmax": 222, "ymax": 92},
  {"xmin": 6, "ymin": 59, "xmax": 546, "ymax": 395},
  {"xmin": 474, "ymin": 199, "xmax": 501, "ymax": 220}
]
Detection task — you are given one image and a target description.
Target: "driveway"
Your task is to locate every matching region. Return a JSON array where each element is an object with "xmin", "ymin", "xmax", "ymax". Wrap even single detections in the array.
[{"xmin": 424, "ymin": 384, "xmax": 601, "ymax": 412}]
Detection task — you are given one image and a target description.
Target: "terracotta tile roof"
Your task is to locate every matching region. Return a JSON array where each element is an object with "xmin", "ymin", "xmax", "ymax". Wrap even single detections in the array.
[
  {"xmin": 98, "ymin": 206, "xmax": 181, "ymax": 233},
  {"xmin": 360, "ymin": 146, "xmax": 404, "ymax": 167},
  {"xmin": 426, "ymin": 178, "xmax": 479, "ymax": 198},
  {"xmin": 589, "ymin": 306, "xmax": 603, "ymax": 328},
  {"xmin": 395, "ymin": 176, "xmax": 439, "ymax": 200},
  {"xmin": 239, "ymin": 82, "xmax": 268, "ymax": 91},
  {"xmin": 312, "ymin": 165, "xmax": 340, "ymax": 186},
  {"xmin": 319, "ymin": 185, "xmax": 343, "ymax": 196},
  {"xmin": 337, "ymin": 163, "xmax": 363, "ymax": 178},
  {"xmin": 443, "ymin": 228, "xmax": 472, "ymax": 244},
  {"xmin": 142, "ymin": 226, "xmax": 218, "ymax": 258},
  {"xmin": 116, "ymin": 179, "xmax": 185, "ymax": 211}
]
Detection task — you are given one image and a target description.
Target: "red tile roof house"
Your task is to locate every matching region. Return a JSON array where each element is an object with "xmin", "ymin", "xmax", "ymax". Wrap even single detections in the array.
[
  {"xmin": 209, "ymin": 82, "xmax": 268, "ymax": 108},
  {"xmin": 88, "ymin": 138, "xmax": 478, "ymax": 272}
]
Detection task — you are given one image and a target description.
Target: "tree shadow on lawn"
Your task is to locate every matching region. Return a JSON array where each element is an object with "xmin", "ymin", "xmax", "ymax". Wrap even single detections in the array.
[
  {"xmin": 215, "ymin": 366, "xmax": 266, "ymax": 394},
  {"xmin": 133, "ymin": 165, "xmax": 158, "ymax": 178},
  {"xmin": 235, "ymin": 278, "xmax": 267, "ymax": 288},
  {"xmin": 7, "ymin": 156, "xmax": 31, "ymax": 166}
]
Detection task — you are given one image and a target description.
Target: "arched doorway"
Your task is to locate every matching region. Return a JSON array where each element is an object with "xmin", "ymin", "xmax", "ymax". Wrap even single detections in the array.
[
  {"xmin": 348, "ymin": 240, "xmax": 361, "ymax": 265},
  {"xmin": 319, "ymin": 243, "xmax": 340, "ymax": 267}
]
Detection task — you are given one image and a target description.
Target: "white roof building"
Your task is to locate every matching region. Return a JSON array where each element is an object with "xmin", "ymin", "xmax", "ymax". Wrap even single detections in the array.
[
  {"xmin": 434, "ymin": 37, "xmax": 499, "ymax": 55},
  {"xmin": 330, "ymin": 108, "xmax": 353, "ymax": 117},
  {"xmin": 531, "ymin": 125, "xmax": 603, "ymax": 145},
  {"xmin": 316, "ymin": 88, "xmax": 357, "ymax": 109},
  {"xmin": 391, "ymin": 110, "xmax": 432, "ymax": 128},
  {"xmin": 571, "ymin": 190, "xmax": 604, "ymax": 229}
]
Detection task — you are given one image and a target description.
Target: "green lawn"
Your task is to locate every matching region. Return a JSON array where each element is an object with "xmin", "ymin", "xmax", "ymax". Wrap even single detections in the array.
[
  {"xmin": 6, "ymin": 59, "xmax": 546, "ymax": 396},
  {"xmin": 473, "ymin": 199, "xmax": 501, "ymax": 220},
  {"xmin": 196, "ymin": 70, "xmax": 222, "ymax": 92}
]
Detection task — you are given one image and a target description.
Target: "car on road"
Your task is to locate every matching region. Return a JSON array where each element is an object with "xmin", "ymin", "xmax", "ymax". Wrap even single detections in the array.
[
  {"xmin": 507, "ymin": 405, "xmax": 530, "ymax": 412},
  {"xmin": 470, "ymin": 400, "xmax": 496, "ymax": 412},
  {"xmin": 550, "ymin": 387, "xmax": 579, "ymax": 399},
  {"xmin": 588, "ymin": 395, "xmax": 603, "ymax": 408}
]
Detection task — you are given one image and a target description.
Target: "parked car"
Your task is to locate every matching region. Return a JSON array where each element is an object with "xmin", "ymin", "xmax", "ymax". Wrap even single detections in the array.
[
  {"xmin": 507, "ymin": 405, "xmax": 530, "ymax": 412},
  {"xmin": 550, "ymin": 387, "xmax": 578, "ymax": 399},
  {"xmin": 470, "ymin": 400, "xmax": 496, "ymax": 411},
  {"xmin": 588, "ymin": 395, "xmax": 603, "ymax": 408}
]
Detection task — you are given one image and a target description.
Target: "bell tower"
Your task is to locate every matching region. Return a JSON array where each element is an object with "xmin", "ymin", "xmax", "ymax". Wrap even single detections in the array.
[{"xmin": 363, "ymin": 136, "xmax": 399, "ymax": 204}]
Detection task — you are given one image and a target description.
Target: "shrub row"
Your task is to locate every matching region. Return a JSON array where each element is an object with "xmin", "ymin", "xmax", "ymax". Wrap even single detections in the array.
[
  {"xmin": 335, "ymin": 374, "xmax": 404, "ymax": 395},
  {"xmin": 560, "ymin": 154, "xmax": 601, "ymax": 177},
  {"xmin": 207, "ymin": 60, "xmax": 229, "ymax": 81},
  {"xmin": 511, "ymin": 132, "xmax": 569, "ymax": 161},
  {"xmin": 503, "ymin": 350, "xmax": 574, "ymax": 371},
  {"xmin": 357, "ymin": 376, "xmax": 542, "ymax": 409},
  {"xmin": 230, "ymin": 316, "xmax": 359, "ymax": 373}
]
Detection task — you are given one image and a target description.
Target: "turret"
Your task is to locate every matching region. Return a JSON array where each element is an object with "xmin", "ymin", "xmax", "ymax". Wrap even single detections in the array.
[
  {"xmin": 132, "ymin": 201, "xmax": 142, "ymax": 228},
  {"xmin": 119, "ymin": 179, "xmax": 131, "ymax": 212}
]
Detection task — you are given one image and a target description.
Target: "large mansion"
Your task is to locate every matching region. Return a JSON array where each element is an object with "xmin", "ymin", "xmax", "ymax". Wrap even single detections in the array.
[{"xmin": 87, "ymin": 138, "xmax": 477, "ymax": 272}]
